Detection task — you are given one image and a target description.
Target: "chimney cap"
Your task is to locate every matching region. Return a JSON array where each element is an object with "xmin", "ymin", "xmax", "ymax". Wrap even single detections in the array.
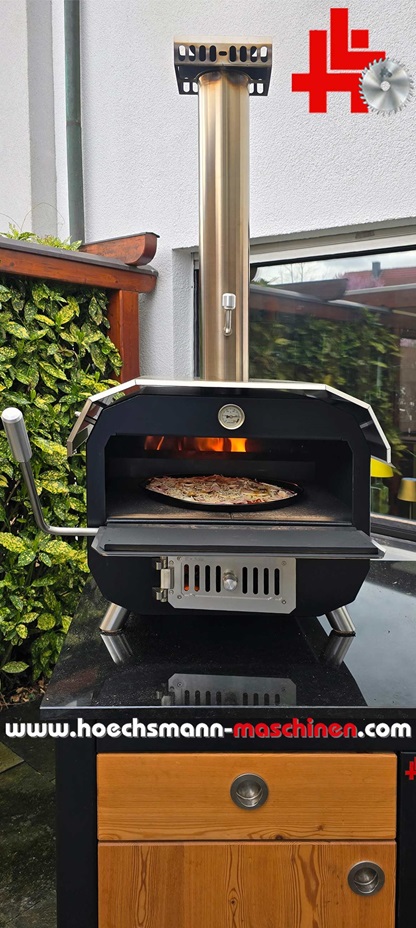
[{"xmin": 174, "ymin": 37, "xmax": 272, "ymax": 96}]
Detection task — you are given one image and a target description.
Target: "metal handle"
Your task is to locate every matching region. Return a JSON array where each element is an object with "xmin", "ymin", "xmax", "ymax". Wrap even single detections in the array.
[
  {"xmin": 230, "ymin": 774, "xmax": 269, "ymax": 809},
  {"xmin": 1, "ymin": 407, "xmax": 97, "ymax": 538},
  {"xmin": 1, "ymin": 407, "xmax": 33, "ymax": 463},
  {"xmin": 348, "ymin": 861, "xmax": 385, "ymax": 896},
  {"xmin": 222, "ymin": 292, "xmax": 236, "ymax": 336}
]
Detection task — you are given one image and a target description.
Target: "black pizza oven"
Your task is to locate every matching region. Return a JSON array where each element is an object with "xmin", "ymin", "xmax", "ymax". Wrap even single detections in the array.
[
  {"xmin": 61, "ymin": 377, "xmax": 388, "ymax": 630},
  {"xmin": 1, "ymin": 38, "xmax": 391, "ymax": 636}
]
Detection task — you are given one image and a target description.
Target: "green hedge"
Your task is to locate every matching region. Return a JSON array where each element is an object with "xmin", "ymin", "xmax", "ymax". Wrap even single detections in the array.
[
  {"xmin": 249, "ymin": 305, "xmax": 404, "ymax": 461},
  {"xmin": 0, "ymin": 235, "xmax": 121, "ymax": 692}
]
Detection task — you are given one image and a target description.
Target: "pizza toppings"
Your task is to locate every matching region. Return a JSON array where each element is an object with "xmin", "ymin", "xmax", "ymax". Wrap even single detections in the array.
[{"xmin": 145, "ymin": 475, "xmax": 297, "ymax": 507}]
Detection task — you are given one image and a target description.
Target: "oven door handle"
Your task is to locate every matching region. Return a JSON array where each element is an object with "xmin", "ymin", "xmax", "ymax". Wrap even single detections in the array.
[{"xmin": 1, "ymin": 407, "xmax": 97, "ymax": 537}]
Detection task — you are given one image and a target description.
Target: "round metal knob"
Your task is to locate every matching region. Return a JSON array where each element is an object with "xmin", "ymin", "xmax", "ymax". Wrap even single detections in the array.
[
  {"xmin": 223, "ymin": 571, "xmax": 238, "ymax": 591},
  {"xmin": 348, "ymin": 861, "xmax": 385, "ymax": 896},
  {"xmin": 230, "ymin": 774, "xmax": 268, "ymax": 809}
]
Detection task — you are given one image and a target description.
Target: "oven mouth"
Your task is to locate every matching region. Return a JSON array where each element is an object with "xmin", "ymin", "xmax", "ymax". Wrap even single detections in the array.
[
  {"xmin": 103, "ymin": 435, "xmax": 353, "ymax": 525},
  {"xmin": 142, "ymin": 477, "xmax": 303, "ymax": 512},
  {"xmin": 143, "ymin": 436, "xmax": 256, "ymax": 454}
]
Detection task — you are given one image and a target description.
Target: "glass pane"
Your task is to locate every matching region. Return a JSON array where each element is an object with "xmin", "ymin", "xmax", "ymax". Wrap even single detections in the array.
[{"xmin": 249, "ymin": 249, "xmax": 416, "ymax": 524}]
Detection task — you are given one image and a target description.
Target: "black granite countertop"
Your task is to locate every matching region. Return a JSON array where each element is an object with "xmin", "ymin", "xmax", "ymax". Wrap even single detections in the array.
[{"xmin": 42, "ymin": 559, "xmax": 416, "ymax": 723}]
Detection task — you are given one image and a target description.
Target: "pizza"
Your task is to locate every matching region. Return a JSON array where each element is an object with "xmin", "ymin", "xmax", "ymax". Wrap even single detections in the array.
[{"xmin": 145, "ymin": 475, "xmax": 297, "ymax": 506}]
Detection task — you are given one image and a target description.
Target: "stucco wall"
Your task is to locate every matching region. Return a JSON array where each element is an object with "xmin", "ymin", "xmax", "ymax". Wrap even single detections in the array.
[
  {"xmin": 79, "ymin": 0, "xmax": 416, "ymax": 377},
  {"xmin": 2, "ymin": 1, "xmax": 416, "ymax": 375},
  {"xmin": 0, "ymin": 0, "xmax": 60, "ymax": 238},
  {"xmin": 0, "ymin": 0, "xmax": 31, "ymax": 234}
]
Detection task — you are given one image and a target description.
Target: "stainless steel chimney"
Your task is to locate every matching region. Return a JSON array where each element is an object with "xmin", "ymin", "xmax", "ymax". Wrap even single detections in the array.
[{"xmin": 174, "ymin": 39, "xmax": 272, "ymax": 381}]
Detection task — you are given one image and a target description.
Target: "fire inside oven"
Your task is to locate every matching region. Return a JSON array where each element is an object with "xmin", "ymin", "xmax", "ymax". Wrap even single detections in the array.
[
  {"xmin": 104, "ymin": 434, "xmax": 352, "ymax": 523},
  {"xmin": 144, "ymin": 436, "xmax": 251, "ymax": 453}
]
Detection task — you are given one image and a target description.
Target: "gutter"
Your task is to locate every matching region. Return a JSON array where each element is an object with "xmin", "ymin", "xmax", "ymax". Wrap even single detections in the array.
[{"xmin": 64, "ymin": 0, "xmax": 85, "ymax": 243}]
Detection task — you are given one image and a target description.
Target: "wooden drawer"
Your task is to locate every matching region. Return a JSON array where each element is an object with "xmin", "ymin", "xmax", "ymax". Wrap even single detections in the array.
[
  {"xmin": 97, "ymin": 752, "xmax": 396, "ymax": 841},
  {"xmin": 98, "ymin": 841, "xmax": 396, "ymax": 928}
]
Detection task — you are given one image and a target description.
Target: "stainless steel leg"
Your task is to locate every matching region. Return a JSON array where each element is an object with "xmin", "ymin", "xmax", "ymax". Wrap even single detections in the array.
[
  {"xmin": 99, "ymin": 632, "xmax": 133, "ymax": 664},
  {"xmin": 100, "ymin": 602, "xmax": 129, "ymax": 634},
  {"xmin": 325, "ymin": 605, "xmax": 356, "ymax": 636},
  {"xmin": 321, "ymin": 630, "xmax": 355, "ymax": 665}
]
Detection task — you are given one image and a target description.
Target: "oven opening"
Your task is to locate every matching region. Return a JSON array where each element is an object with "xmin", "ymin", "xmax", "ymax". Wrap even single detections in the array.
[
  {"xmin": 104, "ymin": 436, "xmax": 352, "ymax": 525},
  {"xmin": 143, "ymin": 436, "xmax": 254, "ymax": 453}
]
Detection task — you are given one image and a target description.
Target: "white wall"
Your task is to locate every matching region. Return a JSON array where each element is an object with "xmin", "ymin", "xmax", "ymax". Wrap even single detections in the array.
[
  {"xmin": 79, "ymin": 0, "xmax": 416, "ymax": 377},
  {"xmin": 2, "ymin": 0, "xmax": 416, "ymax": 375},
  {"xmin": 0, "ymin": 0, "xmax": 32, "ymax": 234},
  {"xmin": 51, "ymin": 0, "xmax": 70, "ymax": 242},
  {"xmin": 0, "ymin": 0, "xmax": 62, "ymax": 238},
  {"xmin": 26, "ymin": 0, "xmax": 59, "ymax": 238}
]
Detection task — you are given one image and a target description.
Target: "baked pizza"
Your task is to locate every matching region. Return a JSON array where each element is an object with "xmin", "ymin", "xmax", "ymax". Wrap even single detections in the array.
[{"xmin": 145, "ymin": 475, "xmax": 297, "ymax": 506}]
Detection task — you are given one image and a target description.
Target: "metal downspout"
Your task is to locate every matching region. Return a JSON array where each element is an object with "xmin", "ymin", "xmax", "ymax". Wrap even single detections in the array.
[{"xmin": 64, "ymin": 0, "xmax": 85, "ymax": 242}]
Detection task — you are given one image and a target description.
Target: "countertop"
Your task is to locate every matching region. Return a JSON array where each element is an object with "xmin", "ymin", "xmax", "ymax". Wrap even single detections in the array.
[{"xmin": 42, "ymin": 556, "xmax": 416, "ymax": 731}]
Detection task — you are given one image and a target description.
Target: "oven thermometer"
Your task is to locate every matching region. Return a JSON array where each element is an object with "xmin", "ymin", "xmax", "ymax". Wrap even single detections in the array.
[{"xmin": 218, "ymin": 404, "xmax": 245, "ymax": 430}]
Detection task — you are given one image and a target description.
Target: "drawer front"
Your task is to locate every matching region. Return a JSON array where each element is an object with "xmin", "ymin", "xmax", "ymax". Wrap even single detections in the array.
[
  {"xmin": 98, "ymin": 841, "xmax": 396, "ymax": 928},
  {"xmin": 97, "ymin": 752, "xmax": 396, "ymax": 841}
]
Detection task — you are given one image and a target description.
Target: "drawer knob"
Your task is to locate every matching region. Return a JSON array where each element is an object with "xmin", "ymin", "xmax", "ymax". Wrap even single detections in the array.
[
  {"xmin": 230, "ymin": 774, "xmax": 269, "ymax": 809},
  {"xmin": 348, "ymin": 861, "xmax": 385, "ymax": 896}
]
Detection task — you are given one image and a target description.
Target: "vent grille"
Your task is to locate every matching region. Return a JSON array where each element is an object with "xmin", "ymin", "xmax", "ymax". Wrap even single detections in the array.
[
  {"xmin": 183, "ymin": 562, "xmax": 280, "ymax": 596},
  {"xmin": 166, "ymin": 555, "xmax": 296, "ymax": 614},
  {"xmin": 174, "ymin": 38, "xmax": 272, "ymax": 96},
  {"xmin": 177, "ymin": 42, "xmax": 270, "ymax": 64}
]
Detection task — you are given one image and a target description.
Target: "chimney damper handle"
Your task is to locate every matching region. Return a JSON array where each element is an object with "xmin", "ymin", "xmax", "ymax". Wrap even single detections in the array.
[
  {"xmin": 223, "ymin": 292, "xmax": 236, "ymax": 336},
  {"xmin": 1, "ymin": 407, "xmax": 97, "ymax": 537}
]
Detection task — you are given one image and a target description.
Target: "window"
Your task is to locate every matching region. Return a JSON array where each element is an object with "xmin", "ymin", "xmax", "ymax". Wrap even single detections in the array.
[{"xmin": 248, "ymin": 238, "xmax": 416, "ymax": 533}]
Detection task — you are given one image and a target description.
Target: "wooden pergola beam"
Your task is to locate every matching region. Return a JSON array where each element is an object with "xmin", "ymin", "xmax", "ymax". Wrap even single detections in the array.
[{"xmin": 0, "ymin": 239, "xmax": 157, "ymax": 293}]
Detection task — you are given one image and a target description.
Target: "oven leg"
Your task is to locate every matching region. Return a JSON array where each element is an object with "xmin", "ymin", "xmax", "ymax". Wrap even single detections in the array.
[
  {"xmin": 325, "ymin": 605, "xmax": 356, "ymax": 636},
  {"xmin": 100, "ymin": 632, "xmax": 133, "ymax": 664},
  {"xmin": 99, "ymin": 602, "xmax": 129, "ymax": 634},
  {"xmin": 321, "ymin": 631, "xmax": 355, "ymax": 665}
]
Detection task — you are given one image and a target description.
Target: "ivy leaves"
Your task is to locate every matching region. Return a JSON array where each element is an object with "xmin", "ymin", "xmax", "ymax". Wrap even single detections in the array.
[{"xmin": 0, "ymin": 255, "xmax": 121, "ymax": 689}]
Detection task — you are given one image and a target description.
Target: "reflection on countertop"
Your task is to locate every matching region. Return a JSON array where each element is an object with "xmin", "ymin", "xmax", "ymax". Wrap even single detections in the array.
[{"xmin": 41, "ymin": 559, "xmax": 416, "ymax": 716}]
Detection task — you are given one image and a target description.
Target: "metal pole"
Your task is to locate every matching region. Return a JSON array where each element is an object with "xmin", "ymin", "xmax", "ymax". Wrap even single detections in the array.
[{"xmin": 198, "ymin": 71, "xmax": 250, "ymax": 381}]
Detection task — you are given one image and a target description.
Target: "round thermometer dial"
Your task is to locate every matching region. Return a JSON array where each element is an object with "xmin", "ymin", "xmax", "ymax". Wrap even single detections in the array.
[{"xmin": 218, "ymin": 404, "xmax": 245, "ymax": 430}]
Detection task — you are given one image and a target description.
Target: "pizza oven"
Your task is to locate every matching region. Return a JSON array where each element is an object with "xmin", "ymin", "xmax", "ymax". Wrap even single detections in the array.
[
  {"xmin": 1, "ymin": 37, "xmax": 391, "ymax": 637},
  {"xmin": 61, "ymin": 376, "xmax": 389, "ymax": 630}
]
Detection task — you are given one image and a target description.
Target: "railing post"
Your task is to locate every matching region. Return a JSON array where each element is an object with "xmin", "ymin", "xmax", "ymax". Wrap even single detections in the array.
[{"xmin": 108, "ymin": 289, "xmax": 140, "ymax": 380}]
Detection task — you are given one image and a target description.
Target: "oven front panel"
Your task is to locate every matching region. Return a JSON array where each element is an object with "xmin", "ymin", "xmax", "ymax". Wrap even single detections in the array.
[
  {"xmin": 85, "ymin": 388, "xmax": 374, "ymax": 616},
  {"xmin": 86, "ymin": 391, "xmax": 371, "ymax": 534},
  {"xmin": 153, "ymin": 555, "xmax": 297, "ymax": 614},
  {"xmin": 88, "ymin": 538, "xmax": 370, "ymax": 617}
]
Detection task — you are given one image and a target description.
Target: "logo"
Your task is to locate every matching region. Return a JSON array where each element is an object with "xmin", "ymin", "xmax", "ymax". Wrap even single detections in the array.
[
  {"xmin": 292, "ymin": 7, "xmax": 413, "ymax": 114},
  {"xmin": 405, "ymin": 757, "xmax": 416, "ymax": 781}
]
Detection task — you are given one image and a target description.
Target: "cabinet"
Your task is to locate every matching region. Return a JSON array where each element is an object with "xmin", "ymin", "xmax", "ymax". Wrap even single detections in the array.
[
  {"xmin": 97, "ymin": 753, "xmax": 397, "ymax": 928},
  {"xmin": 99, "ymin": 842, "xmax": 395, "ymax": 928}
]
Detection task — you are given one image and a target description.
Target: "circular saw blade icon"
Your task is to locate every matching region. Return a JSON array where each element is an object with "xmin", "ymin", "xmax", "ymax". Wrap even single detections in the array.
[{"xmin": 360, "ymin": 57, "xmax": 414, "ymax": 113}]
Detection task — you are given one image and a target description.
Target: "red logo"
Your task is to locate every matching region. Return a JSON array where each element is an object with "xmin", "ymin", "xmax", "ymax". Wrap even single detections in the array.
[
  {"xmin": 405, "ymin": 758, "xmax": 416, "ymax": 781},
  {"xmin": 292, "ymin": 8, "xmax": 385, "ymax": 113}
]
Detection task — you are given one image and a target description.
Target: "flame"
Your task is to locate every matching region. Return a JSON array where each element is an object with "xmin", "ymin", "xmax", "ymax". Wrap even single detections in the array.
[
  {"xmin": 192, "ymin": 437, "xmax": 248, "ymax": 452},
  {"xmin": 193, "ymin": 437, "xmax": 224, "ymax": 452},
  {"xmin": 229, "ymin": 438, "xmax": 247, "ymax": 453},
  {"xmin": 144, "ymin": 436, "xmax": 248, "ymax": 452}
]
